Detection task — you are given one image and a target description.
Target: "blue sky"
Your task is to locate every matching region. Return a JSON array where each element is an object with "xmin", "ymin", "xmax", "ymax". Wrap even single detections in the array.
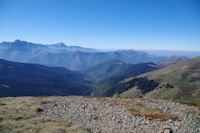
[{"xmin": 0, "ymin": 0, "xmax": 200, "ymax": 50}]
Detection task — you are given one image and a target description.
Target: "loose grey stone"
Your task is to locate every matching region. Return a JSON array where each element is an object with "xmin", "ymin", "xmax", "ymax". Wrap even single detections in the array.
[{"xmin": 40, "ymin": 96, "xmax": 200, "ymax": 133}]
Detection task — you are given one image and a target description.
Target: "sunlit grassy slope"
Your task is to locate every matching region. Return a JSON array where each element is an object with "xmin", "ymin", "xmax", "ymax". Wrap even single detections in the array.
[{"xmin": 118, "ymin": 57, "xmax": 200, "ymax": 104}]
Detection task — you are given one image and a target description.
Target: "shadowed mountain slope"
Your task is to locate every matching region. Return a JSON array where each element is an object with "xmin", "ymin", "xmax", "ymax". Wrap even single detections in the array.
[{"xmin": 0, "ymin": 59, "xmax": 93, "ymax": 97}]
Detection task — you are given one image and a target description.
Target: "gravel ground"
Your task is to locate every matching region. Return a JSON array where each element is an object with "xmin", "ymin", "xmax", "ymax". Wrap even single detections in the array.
[{"xmin": 40, "ymin": 96, "xmax": 200, "ymax": 133}]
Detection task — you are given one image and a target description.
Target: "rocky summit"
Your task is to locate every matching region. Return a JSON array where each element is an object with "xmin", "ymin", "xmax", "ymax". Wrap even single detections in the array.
[{"xmin": 40, "ymin": 96, "xmax": 200, "ymax": 133}]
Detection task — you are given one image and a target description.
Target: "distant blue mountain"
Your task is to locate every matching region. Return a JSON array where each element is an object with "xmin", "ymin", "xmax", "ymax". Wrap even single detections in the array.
[
  {"xmin": 48, "ymin": 43, "xmax": 68, "ymax": 48},
  {"xmin": 141, "ymin": 49, "xmax": 200, "ymax": 58},
  {"xmin": 0, "ymin": 40, "xmax": 166, "ymax": 70}
]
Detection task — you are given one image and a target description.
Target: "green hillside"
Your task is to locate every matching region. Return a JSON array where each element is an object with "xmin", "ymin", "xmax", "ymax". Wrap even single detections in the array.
[
  {"xmin": 90, "ymin": 62, "xmax": 159, "ymax": 96},
  {"xmin": 82, "ymin": 60, "xmax": 159, "ymax": 81},
  {"xmin": 117, "ymin": 57, "xmax": 200, "ymax": 103},
  {"xmin": 157, "ymin": 55, "xmax": 189, "ymax": 66},
  {"xmin": 82, "ymin": 60, "xmax": 127, "ymax": 80}
]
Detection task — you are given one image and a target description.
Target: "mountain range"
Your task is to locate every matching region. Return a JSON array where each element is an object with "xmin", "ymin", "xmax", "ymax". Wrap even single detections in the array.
[
  {"xmin": 0, "ymin": 39, "xmax": 199, "ymax": 104},
  {"xmin": 0, "ymin": 40, "xmax": 166, "ymax": 70},
  {"xmin": 157, "ymin": 55, "xmax": 189, "ymax": 66}
]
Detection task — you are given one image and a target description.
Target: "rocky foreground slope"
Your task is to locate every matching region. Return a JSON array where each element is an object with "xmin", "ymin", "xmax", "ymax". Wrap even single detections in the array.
[{"xmin": 41, "ymin": 96, "xmax": 200, "ymax": 133}]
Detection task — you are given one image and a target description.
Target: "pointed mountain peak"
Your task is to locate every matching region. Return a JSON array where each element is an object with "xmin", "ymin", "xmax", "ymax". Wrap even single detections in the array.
[
  {"xmin": 14, "ymin": 39, "xmax": 28, "ymax": 44},
  {"xmin": 50, "ymin": 42, "xmax": 67, "ymax": 48}
]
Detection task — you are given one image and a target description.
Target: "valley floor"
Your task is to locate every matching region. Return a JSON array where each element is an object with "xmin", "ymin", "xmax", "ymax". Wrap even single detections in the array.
[{"xmin": 41, "ymin": 96, "xmax": 200, "ymax": 133}]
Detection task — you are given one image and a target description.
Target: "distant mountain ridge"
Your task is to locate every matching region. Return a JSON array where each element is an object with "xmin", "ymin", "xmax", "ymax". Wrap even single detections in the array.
[
  {"xmin": 82, "ymin": 60, "xmax": 159, "ymax": 81},
  {"xmin": 142, "ymin": 49, "xmax": 200, "ymax": 58},
  {"xmin": 0, "ymin": 40, "xmax": 166, "ymax": 70},
  {"xmin": 157, "ymin": 55, "xmax": 189, "ymax": 66}
]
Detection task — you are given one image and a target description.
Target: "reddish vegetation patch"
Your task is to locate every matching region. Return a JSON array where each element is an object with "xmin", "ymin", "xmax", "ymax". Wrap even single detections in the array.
[
  {"xmin": 109, "ymin": 103, "xmax": 119, "ymax": 106},
  {"xmin": 131, "ymin": 113, "xmax": 178, "ymax": 121},
  {"xmin": 146, "ymin": 114, "xmax": 178, "ymax": 121},
  {"xmin": 95, "ymin": 97, "xmax": 120, "ymax": 106},
  {"xmin": 170, "ymin": 115, "xmax": 179, "ymax": 120},
  {"xmin": 132, "ymin": 113, "xmax": 142, "ymax": 117},
  {"xmin": 145, "ymin": 114, "xmax": 160, "ymax": 120},
  {"xmin": 41, "ymin": 101, "xmax": 51, "ymax": 104},
  {"xmin": 34, "ymin": 96, "xmax": 48, "ymax": 99},
  {"xmin": 148, "ymin": 117, "xmax": 157, "ymax": 121}
]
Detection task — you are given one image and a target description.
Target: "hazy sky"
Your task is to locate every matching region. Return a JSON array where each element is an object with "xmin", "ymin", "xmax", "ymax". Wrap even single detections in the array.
[{"xmin": 0, "ymin": 0, "xmax": 200, "ymax": 50}]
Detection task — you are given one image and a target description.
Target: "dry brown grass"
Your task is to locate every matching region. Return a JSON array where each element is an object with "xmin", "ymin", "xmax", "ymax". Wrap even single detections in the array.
[
  {"xmin": 0, "ymin": 97, "xmax": 90, "ymax": 133},
  {"xmin": 184, "ymin": 109, "xmax": 200, "ymax": 115},
  {"xmin": 95, "ymin": 97, "xmax": 119, "ymax": 104},
  {"xmin": 175, "ymin": 107, "xmax": 200, "ymax": 116},
  {"xmin": 124, "ymin": 105, "xmax": 179, "ymax": 121}
]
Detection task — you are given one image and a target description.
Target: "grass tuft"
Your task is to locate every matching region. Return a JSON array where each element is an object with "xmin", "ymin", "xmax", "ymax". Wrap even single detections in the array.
[{"xmin": 135, "ymin": 102, "xmax": 144, "ymax": 107}]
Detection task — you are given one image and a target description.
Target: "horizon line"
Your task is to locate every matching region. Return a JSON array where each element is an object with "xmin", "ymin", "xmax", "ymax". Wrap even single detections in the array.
[{"xmin": 1, "ymin": 39, "xmax": 200, "ymax": 52}]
